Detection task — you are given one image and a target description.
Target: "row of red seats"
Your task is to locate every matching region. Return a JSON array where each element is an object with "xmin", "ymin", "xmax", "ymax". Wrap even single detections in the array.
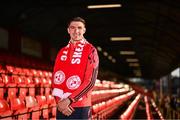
[
  {"xmin": 0, "ymin": 64, "xmax": 52, "ymax": 77},
  {"xmin": 92, "ymin": 90, "xmax": 136, "ymax": 119},
  {"xmin": 0, "ymin": 74, "xmax": 52, "ymax": 101},
  {"xmin": 0, "ymin": 60, "xmax": 53, "ymax": 119},
  {"xmin": 0, "ymin": 53, "xmax": 52, "ymax": 71},
  {"xmin": 5, "ymin": 65, "xmax": 52, "ymax": 78},
  {"xmin": 0, "ymin": 65, "xmax": 52, "ymax": 101},
  {"xmin": 0, "ymin": 85, "xmax": 131, "ymax": 119},
  {"xmin": 0, "ymin": 74, "xmax": 52, "ymax": 86},
  {"xmin": 0, "ymin": 95, "xmax": 56, "ymax": 119},
  {"xmin": 93, "ymin": 79, "xmax": 124, "ymax": 91},
  {"xmin": 0, "ymin": 85, "xmax": 51, "ymax": 101},
  {"xmin": 91, "ymin": 88, "xmax": 129, "ymax": 104},
  {"xmin": 120, "ymin": 94, "xmax": 142, "ymax": 120},
  {"xmin": 144, "ymin": 96, "xmax": 154, "ymax": 120}
]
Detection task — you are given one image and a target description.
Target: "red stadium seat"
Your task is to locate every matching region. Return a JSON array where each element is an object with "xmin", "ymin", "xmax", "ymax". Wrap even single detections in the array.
[
  {"xmin": 44, "ymin": 78, "xmax": 52, "ymax": 96},
  {"xmin": 36, "ymin": 95, "xmax": 46, "ymax": 106},
  {"xmin": 2, "ymin": 74, "xmax": 11, "ymax": 85},
  {"xmin": 23, "ymin": 68, "xmax": 31, "ymax": 76},
  {"xmin": 47, "ymin": 95, "xmax": 56, "ymax": 117},
  {"xmin": 10, "ymin": 98, "xmax": 25, "ymax": 111},
  {"xmin": 31, "ymin": 69, "xmax": 38, "ymax": 77},
  {"xmin": 48, "ymin": 72, "xmax": 52, "ymax": 78},
  {"xmin": 51, "ymin": 104, "xmax": 57, "ymax": 117},
  {"xmin": 11, "ymin": 98, "xmax": 28, "ymax": 120},
  {"xmin": 37, "ymin": 70, "xmax": 43, "ymax": 77},
  {"xmin": 25, "ymin": 96, "xmax": 38, "ymax": 108},
  {"xmin": 45, "ymin": 87, "xmax": 51, "ymax": 96},
  {"xmin": 26, "ymin": 96, "xmax": 40, "ymax": 119},
  {"xmin": 19, "ymin": 86, "xmax": 27, "ymax": 101},
  {"xmin": 46, "ymin": 95, "xmax": 55, "ymax": 105},
  {"xmin": 0, "ymin": 99, "xmax": 12, "ymax": 119},
  {"xmin": 16, "ymin": 76, "xmax": 28, "ymax": 100},
  {"xmin": 14, "ymin": 67, "xmax": 23, "ymax": 75},
  {"xmin": 34, "ymin": 77, "xmax": 40, "ymax": 85},
  {"xmin": 29, "ymin": 84, "xmax": 35, "ymax": 96},
  {"xmin": 25, "ymin": 77, "xmax": 35, "ymax": 96},
  {"xmin": 6, "ymin": 65, "xmax": 14, "ymax": 73},
  {"xmin": 36, "ymin": 95, "xmax": 49, "ymax": 119},
  {"xmin": 0, "ymin": 99, "xmax": 10, "ymax": 113},
  {"xmin": 47, "ymin": 95, "xmax": 56, "ymax": 118},
  {"xmin": 43, "ymin": 71, "xmax": 49, "ymax": 78},
  {"xmin": 7, "ymin": 83, "xmax": 17, "ymax": 102}
]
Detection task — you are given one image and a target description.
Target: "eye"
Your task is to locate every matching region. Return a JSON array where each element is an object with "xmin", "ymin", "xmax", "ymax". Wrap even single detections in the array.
[
  {"xmin": 69, "ymin": 26, "xmax": 75, "ymax": 29},
  {"xmin": 78, "ymin": 27, "xmax": 83, "ymax": 29}
]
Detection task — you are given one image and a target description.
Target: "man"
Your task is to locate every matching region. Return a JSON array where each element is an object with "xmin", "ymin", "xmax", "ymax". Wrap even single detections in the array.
[{"xmin": 52, "ymin": 17, "xmax": 99, "ymax": 119}]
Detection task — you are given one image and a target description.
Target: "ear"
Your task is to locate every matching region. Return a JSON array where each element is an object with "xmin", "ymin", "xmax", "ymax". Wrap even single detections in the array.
[
  {"xmin": 67, "ymin": 28, "xmax": 70, "ymax": 34},
  {"xmin": 83, "ymin": 28, "xmax": 86, "ymax": 34}
]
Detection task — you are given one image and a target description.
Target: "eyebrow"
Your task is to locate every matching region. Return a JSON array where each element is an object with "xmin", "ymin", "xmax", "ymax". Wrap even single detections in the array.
[{"xmin": 69, "ymin": 26, "xmax": 83, "ymax": 28}]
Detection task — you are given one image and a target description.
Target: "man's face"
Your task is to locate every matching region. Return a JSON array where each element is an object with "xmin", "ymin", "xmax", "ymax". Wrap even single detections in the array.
[{"xmin": 67, "ymin": 21, "xmax": 86, "ymax": 41}]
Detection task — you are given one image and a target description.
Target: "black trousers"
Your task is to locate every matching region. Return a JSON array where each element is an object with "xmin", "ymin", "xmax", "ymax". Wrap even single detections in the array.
[{"xmin": 56, "ymin": 106, "xmax": 91, "ymax": 120}]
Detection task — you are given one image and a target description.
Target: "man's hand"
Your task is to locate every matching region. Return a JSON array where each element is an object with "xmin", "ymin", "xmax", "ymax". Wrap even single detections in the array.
[
  {"xmin": 57, "ymin": 98, "xmax": 74, "ymax": 116},
  {"xmin": 61, "ymin": 106, "xmax": 74, "ymax": 116}
]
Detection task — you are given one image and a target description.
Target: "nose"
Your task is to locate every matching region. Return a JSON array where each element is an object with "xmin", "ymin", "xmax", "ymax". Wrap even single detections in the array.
[{"xmin": 74, "ymin": 28, "xmax": 79, "ymax": 33}]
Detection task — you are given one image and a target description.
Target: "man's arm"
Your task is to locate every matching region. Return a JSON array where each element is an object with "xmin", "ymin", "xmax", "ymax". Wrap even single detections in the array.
[{"xmin": 68, "ymin": 47, "xmax": 99, "ymax": 102}]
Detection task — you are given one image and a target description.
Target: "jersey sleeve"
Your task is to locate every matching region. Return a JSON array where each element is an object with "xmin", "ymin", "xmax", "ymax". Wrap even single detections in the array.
[{"xmin": 68, "ymin": 47, "xmax": 99, "ymax": 102}]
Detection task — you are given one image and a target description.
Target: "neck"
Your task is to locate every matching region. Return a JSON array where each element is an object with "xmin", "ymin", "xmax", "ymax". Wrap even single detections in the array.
[{"xmin": 70, "ymin": 38, "xmax": 84, "ymax": 44}]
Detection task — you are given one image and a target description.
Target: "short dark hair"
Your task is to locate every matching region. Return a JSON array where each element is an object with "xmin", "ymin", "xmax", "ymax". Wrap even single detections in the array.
[{"xmin": 68, "ymin": 17, "xmax": 86, "ymax": 27}]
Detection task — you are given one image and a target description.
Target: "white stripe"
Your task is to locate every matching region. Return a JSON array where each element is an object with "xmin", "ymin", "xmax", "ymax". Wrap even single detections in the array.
[
  {"xmin": 52, "ymin": 88, "xmax": 72, "ymax": 99},
  {"xmin": 52, "ymin": 88, "xmax": 64, "ymax": 99}
]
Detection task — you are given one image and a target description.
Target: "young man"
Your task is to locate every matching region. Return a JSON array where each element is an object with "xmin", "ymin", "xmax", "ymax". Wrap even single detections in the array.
[{"xmin": 52, "ymin": 17, "xmax": 99, "ymax": 119}]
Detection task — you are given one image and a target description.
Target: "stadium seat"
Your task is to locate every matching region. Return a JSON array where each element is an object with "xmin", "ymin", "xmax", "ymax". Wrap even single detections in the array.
[
  {"xmin": 43, "ymin": 71, "xmax": 49, "ymax": 78},
  {"xmin": 26, "ymin": 96, "xmax": 40, "ymax": 119},
  {"xmin": 25, "ymin": 77, "xmax": 35, "ymax": 96},
  {"xmin": 2, "ymin": 74, "xmax": 10, "ymax": 85},
  {"xmin": 44, "ymin": 78, "xmax": 51, "ymax": 96},
  {"xmin": 28, "ymin": 84, "xmax": 35, "ymax": 96},
  {"xmin": 36, "ymin": 95, "xmax": 49, "ymax": 119},
  {"xmin": 37, "ymin": 95, "xmax": 49, "ymax": 118},
  {"xmin": 37, "ymin": 70, "xmax": 43, "ymax": 77},
  {"xmin": 46, "ymin": 95, "xmax": 56, "ymax": 117},
  {"xmin": 7, "ymin": 83, "xmax": 17, "ymax": 102},
  {"xmin": 0, "ymin": 99, "xmax": 12, "ymax": 119},
  {"xmin": 34, "ymin": 77, "xmax": 40, "ymax": 85},
  {"xmin": 18, "ymin": 76, "xmax": 29, "ymax": 100},
  {"xmin": 6, "ymin": 65, "xmax": 14, "ymax": 73},
  {"xmin": 14, "ymin": 67, "xmax": 23, "ymax": 75},
  {"xmin": 11, "ymin": 98, "xmax": 28, "ymax": 119},
  {"xmin": 22, "ymin": 68, "xmax": 31, "ymax": 76},
  {"xmin": 11, "ymin": 97, "xmax": 25, "ymax": 110},
  {"xmin": 19, "ymin": 86, "xmax": 27, "ymax": 101},
  {"xmin": 31, "ymin": 69, "xmax": 38, "ymax": 77}
]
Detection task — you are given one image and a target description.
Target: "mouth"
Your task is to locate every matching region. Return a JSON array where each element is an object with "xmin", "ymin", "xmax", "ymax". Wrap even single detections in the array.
[
  {"xmin": 74, "ymin": 33, "xmax": 79, "ymax": 36},
  {"xmin": 73, "ymin": 34, "xmax": 80, "ymax": 38}
]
